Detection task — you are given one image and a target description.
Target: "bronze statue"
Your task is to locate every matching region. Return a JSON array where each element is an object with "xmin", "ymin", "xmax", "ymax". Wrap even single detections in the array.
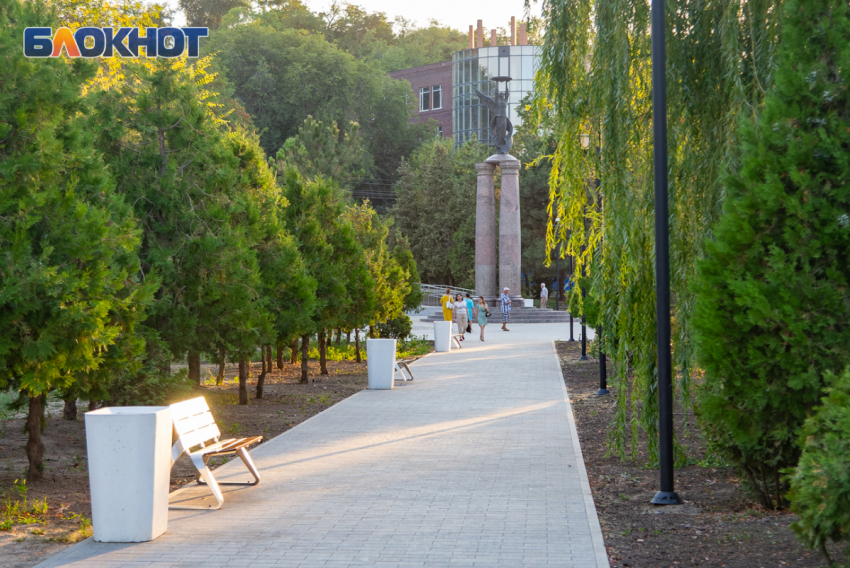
[{"xmin": 474, "ymin": 78, "xmax": 513, "ymax": 154}]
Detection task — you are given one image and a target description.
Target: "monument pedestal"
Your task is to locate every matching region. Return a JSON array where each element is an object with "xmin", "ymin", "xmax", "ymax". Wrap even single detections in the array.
[{"xmin": 476, "ymin": 154, "xmax": 523, "ymax": 307}]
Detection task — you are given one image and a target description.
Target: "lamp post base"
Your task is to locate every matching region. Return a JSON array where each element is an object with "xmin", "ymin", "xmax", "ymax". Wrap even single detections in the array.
[
  {"xmin": 579, "ymin": 355, "xmax": 589, "ymax": 361},
  {"xmin": 596, "ymin": 388, "xmax": 610, "ymax": 395},
  {"xmin": 651, "ymin": 491, "xmax": 682, "ymax": 505}
]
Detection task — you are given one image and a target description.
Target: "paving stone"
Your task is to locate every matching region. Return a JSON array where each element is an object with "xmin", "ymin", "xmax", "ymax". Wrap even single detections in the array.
[{"xmin": 34, "ymin": 324, "xmax": 607, "ymax": 568}]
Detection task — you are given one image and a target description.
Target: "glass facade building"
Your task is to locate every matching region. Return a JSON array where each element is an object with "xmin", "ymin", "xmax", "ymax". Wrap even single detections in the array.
[{"xmin": 452, "ymin": 45, "xmax": 540, "ymax": 148}]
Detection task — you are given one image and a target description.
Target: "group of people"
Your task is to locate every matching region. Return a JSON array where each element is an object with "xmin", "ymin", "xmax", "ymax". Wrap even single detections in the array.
[{"xmin": 440, "ymin": 287, "xmax": 514, "ymax": 341}]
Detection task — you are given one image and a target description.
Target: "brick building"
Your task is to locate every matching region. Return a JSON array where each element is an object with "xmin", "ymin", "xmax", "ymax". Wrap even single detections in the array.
[
  {"xmin": 389, "ymin": 18, "xmax": 538, "ymax": 147},
  {"xmin": 389, "ymin": 61, "xmax": 453, "ymax": 139}
]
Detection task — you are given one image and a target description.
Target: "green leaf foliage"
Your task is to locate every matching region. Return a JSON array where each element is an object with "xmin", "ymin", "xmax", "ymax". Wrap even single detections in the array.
[
  {"xmin": 536, "ymin": 0, "xmax": 783, "ymax": 464},
  {"xmin": 0, "ymin": 0, "xmax": 152, "ymax": 399},
  {"xmin": 391, "ymin": 138, "xmax": 487, "ymax": 288},
  {"xmin": 91, "ymin": 59, "xmax": 267, "ymax": 364},
  {"xmin": 344, "ymin": 201, "xmax": 409, "ymax": 326},
  {"xmin": 788, "ymin": 367, "xmax": 850, "ymax": 566},
  {"xmin": 275, "ymin": 166, "xmax": 374, "ymax": 336},
  {"xmin": 280, "ymin": 116, "xmax": 370, "ymax": 190},
  {"xmin": 693, "ymin": 0, "xmax": 850, "ymax": 510},
  {"xmin": 203, "ymin": 19, "xmax": 427, "ymax": 176}
]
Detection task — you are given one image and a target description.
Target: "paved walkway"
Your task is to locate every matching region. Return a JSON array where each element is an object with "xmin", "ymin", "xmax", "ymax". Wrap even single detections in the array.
[{"xmin": 36, "ymin": 324, "xmax": 608, "ymax": 568}]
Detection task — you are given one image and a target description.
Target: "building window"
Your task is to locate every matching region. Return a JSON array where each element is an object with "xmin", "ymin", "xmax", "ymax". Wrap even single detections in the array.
[
  {"xmin": 432, "ymin": 85, "xmax": 442, "ymax": 110},
  {"xmin": 419, "ymin": 87, "xmax": 430, "ymax": 112},
  {"xmin": 436, "ymin": 125, "xmax": 443, "ymax": 137}
]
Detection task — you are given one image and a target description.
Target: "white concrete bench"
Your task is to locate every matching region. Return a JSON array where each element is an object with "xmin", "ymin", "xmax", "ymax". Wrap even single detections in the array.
[{"xmin": 169, "ymin": 397, "xmax": 263, "ymax": 510}]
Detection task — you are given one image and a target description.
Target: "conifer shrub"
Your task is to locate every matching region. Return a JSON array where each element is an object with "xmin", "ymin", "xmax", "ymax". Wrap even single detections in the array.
[
  {"xmin": 376, "ymin": 315, "xmax": 413, "ymax": 341},
  {"xmin": 788, "ymin": 367, "xmax": 850, "ymax": 566},
  {"xmin": 692, "ymin": 0, "xmax": 850, "ymax": 509}
]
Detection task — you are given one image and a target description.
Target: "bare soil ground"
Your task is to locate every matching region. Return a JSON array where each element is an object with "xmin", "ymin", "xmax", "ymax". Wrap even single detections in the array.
[
  {"xmin": 556, "ymin": 340, "xmax": 843, "ymax": 568},
  {"xmin": 0, "ymin": 355, "xmax": 422, "ymax": 568}
]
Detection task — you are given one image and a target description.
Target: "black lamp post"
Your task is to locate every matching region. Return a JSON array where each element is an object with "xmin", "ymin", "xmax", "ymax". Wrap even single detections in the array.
[
  {"xmin": 650, "ymin": 0, "xmax": 681, "ymax": 506},
  {"xmin": 568, "ymin": 256, "xmax": 575, "ymax": 341},
  {"xmin": 555, "ymin": 217, "xmax": 561, "ymax": 312},
  {"xmin": 597, "ymin": 324, "xmax": 609, "ymax": 395},
  {"xmin": 579, "ymin": 134, "xmax": 590, "ymax": 361}
]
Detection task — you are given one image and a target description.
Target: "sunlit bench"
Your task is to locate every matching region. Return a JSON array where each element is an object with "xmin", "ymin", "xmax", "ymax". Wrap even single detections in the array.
[{"xmin": 169, "ymin": 397, "xmax": 263, "ymax": 510}]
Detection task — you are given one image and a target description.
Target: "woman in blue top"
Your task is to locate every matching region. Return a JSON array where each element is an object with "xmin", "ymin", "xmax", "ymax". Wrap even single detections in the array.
[{"xmin": 475, "ymin": 296, "xmax": 490, "ymax": 341}]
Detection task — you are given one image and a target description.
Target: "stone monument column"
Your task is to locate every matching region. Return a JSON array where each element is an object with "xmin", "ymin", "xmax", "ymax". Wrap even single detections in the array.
[
  {"xmin": 474, "ymin": 162, "xmax": 497, "ymax": 301},
  {"xmin": 497, "ymin": 157, "xmax": 522, "ymax": 301}
]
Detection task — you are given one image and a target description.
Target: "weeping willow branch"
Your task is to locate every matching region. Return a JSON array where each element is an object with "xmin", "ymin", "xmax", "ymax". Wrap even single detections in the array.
[{"xmin": 534, "ymin": 0, "xmax": 782, "ymax": 464}]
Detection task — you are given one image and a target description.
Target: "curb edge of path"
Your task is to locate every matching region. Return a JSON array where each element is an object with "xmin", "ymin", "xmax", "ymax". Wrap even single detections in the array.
[
  {"xmin": 31, "ymin": 352, "xmax": 439, "ymax": 568},
  {"xmin": 551, "ymin": 342, "xmax": 611, "ymax": 568}
]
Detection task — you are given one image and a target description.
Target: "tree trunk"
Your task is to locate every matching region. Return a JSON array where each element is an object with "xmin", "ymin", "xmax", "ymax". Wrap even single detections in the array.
[
  {"xmin": 188, "ymin": 350, "xmax": 201, "ymax": 385},
  {"xmin": 347, "ymin": 330, "xmax": 351, "ymax": 343},
  {"xmin": 355, "ymin": 329, "xmax": 362, "ymax": 363},
  {"xmin": 336, "ymin": 328, "xmax": 342, "ymax": 345},
  {"xmin": 369, "ymin": 325, "xmax": 375, "ymax": 339},
  {"xmin": 26, "ymin": 396, "xmax": 45, "ymax": 483},
  {"xmin": 88, "ymin": 399, "xmax": 97, "ymax": 411},
  {"xmin": 319, "ymin": 329, "xmax": 329, "ymax": 375},
  {"xmin": 291, "ymin": 338, "xmax": 300, "ymax": 364},
  {"xmin": 63, "ymin": 396, "xmax": 77, "ymax": 421},
  {"xmin": 216, "ymin": 347, "xmax": 226, "ymax": 385},
  {"xmin": 238, "ymin": 358, "xmax": 249, "ymax": 405},
  {"xmin": 300, "ymin": 334, "xmax": 310, "ymax": 383},
  {"xmin": 276, "ymin": 342, "xmax": 284, "ymax": 369},
  {"xmin": 256, "ymin": 346, "xmax": 267, "ymax": 400}
]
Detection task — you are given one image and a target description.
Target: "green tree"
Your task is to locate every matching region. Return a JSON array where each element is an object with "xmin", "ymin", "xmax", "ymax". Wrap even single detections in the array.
[
  {"xmin": 180, "ymin": 0, "xmax": 249, "ymax": 29},
  {"xmin": 392, "ymin": 138, "xmax": 486, "ymax": 287},
  {"xmin": 92, "ymin": 59, "xmax": 267, "ymax": 404},
  {"xmin": 280, "ymin": 116, "xmax": 370, "ymax": 190},
  {"xmin": 693, "ymin": 0, "xmax": 850, "ymax": 510},
  {"xmin": 344, "ymin": 202, "xmax": 410, "ymax": 346},
  {"xmin": 275, "ymin": 166, "xmax": 373, "ymax": 381},
  {"xmin": 392, "ymin": 236, "xmax": 424, "ymax": 312},
  {"xmin": 204, "ymin": 21, "xmax": 426, "ymax": 180},
  {"xmin": 788, "ymin": 367, "xmax": 850, "ymax": 566},
  {"xmin": 226, "ymin": 129, "xmax": 316, "ymax": 398},
  {"xmin": 0, "ymin": 0, "xmax": 153, "ymax": 481}
]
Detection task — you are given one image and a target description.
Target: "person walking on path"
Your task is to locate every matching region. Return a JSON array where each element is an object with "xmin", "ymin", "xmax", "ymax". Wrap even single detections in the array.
[
  {"xmin": 440, "ymin": 288, "xmax": 453, "ymax": 321},
  {"xmin": 453, "ymin": 293, "xmax": 468, "ymax": 340},
  {"xmin": 475, "ymin": 296, "xmax": 490, "ymax": 341},
  {"xmin": 464, "ymin": 293, "xmax": 475, "ymax": 327},
  {"xmin": 540, "ymin": 283, "xmax": 549, "ymax": 310},
  {"xmin": 500, "ymin": 287, "xmax": 512, "ymax": 331}
]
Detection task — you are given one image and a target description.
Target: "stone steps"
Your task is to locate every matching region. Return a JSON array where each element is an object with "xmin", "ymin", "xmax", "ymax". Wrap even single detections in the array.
[{"xmin": 421, "ymin": 308, "xmax": 577, "ymax": 324}]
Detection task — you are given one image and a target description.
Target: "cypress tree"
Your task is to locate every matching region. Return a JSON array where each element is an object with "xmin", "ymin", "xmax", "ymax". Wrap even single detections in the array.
[
  {"xmin": 93, "ymin": 59, "xmax": 266, "ymax": 395},
  {"xmin": 693, "ymin": 0, "xmax": 850, "ymax": 509},
  {"xmin": 0, "ymin": 0, "xmax": 152, "ymax": 480}
]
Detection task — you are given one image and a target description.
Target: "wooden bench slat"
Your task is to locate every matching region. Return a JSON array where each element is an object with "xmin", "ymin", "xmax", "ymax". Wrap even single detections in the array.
[{"xmin": 200, "ymin": 436, "xmax": 263, "ymax": 456}]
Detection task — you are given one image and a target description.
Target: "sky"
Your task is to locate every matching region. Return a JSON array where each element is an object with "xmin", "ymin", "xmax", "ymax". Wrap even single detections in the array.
[{"xmin": 164, "ymin": 0, "xmax": 541, "ymax": 34}]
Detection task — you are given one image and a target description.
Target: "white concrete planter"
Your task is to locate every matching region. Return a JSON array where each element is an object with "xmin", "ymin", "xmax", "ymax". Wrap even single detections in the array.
[
  {"xmin": 367, "ymin": 338, "xmax": 397, "ymax": 390},
  {"xmin": 85, "ymin": 407, "xmax": 172, "ymax": 542},
  {"xmin": 524, "ymin": 299, "xmax": 533, "ymax": 307},
  {"xmin": 433, "ymin": 321, "xmax": 452, "ymax": 352}
]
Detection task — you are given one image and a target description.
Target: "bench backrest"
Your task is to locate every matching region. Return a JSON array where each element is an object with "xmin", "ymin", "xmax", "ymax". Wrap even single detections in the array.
[{"xmin": 170, "ymin": 396, "xmax": 220, "ymax": 450}]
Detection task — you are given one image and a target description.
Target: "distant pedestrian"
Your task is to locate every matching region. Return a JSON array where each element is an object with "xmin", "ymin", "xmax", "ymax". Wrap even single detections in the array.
[
  {"xmin": 464, "ymin": 293, "xmax": 475, "ymax": 333},
  {"xmin": 440, "ymin": 288, "xmax": 453, "ymax": 321},
  {"xmin": 540, "ymin": 283, "xmax": 549, "ymax": 310},
  {"xmin": 475, "ymin": 296, "xmax": 490, "ymax": 341},
  {"xmin": 500, "ymin": 287, "xmax": 512, "ymax": 331},
  {"xmin": 453, "ymin": 293, "xmax": 468, "ymax": 341}
]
